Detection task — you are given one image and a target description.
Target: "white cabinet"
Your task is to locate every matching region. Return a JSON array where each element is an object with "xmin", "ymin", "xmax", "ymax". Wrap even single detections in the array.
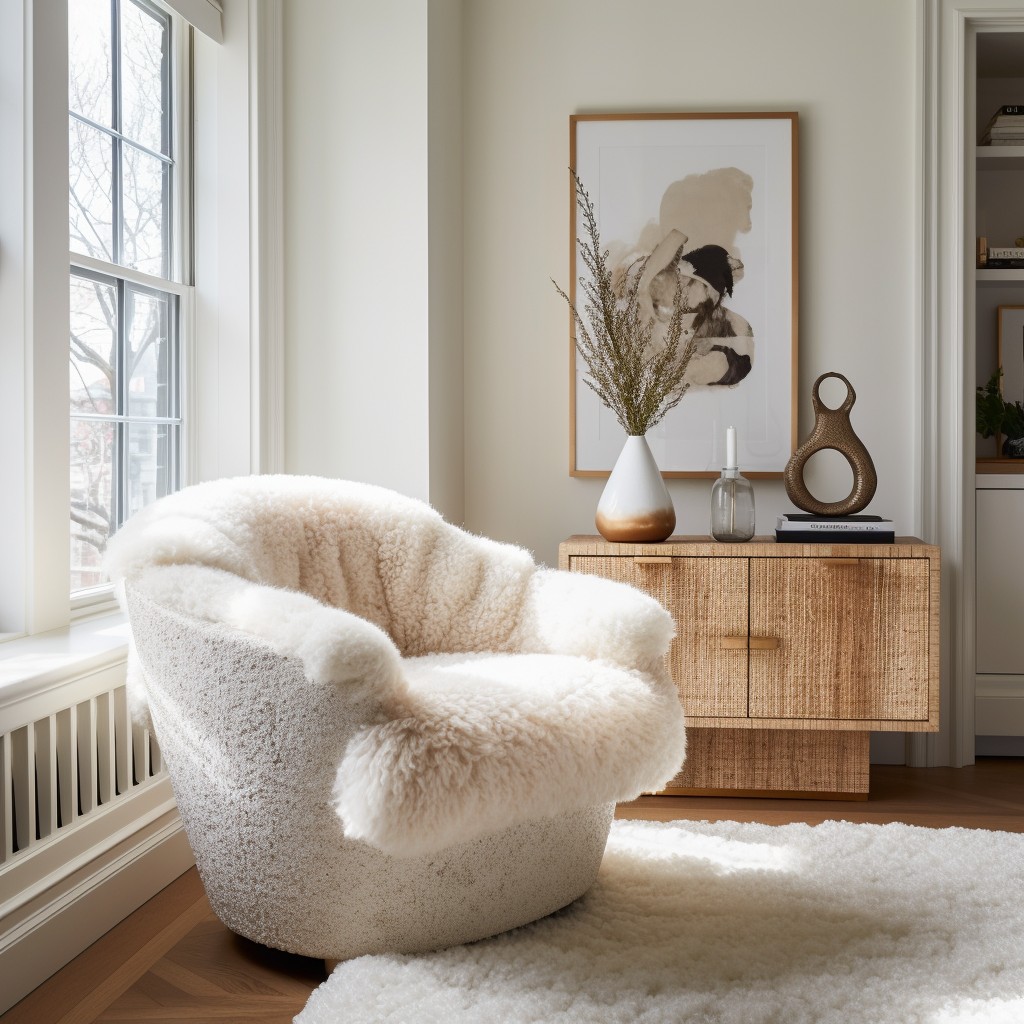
[
  {"xmin": 975, "ymin": 478, "xmax": 1024, "ymax": 736},
  {"xmin": 976, "ymin": 486, "xmax": 1024, "ymax": 673}
]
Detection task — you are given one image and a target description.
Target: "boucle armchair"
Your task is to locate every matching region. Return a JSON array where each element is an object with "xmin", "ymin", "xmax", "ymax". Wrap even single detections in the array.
[{"xmin": 104, "ymin": 475, "xmax": 686, "ymax": 962}]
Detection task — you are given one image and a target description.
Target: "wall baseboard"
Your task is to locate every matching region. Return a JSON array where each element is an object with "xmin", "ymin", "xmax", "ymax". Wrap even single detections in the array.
[{"xmin": 0, "ymin": 809, "xmax": 194, "ymax": 1014}]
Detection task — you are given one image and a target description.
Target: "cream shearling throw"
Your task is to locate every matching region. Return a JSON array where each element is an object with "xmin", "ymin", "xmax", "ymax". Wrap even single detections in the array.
[
  {"xmin": 104, "ymin": 475, "xmax": 686, "ymax": 859},
  {"xmin": 297, "ymin": 817, "xmax": 1024, "ymax": 1024}
]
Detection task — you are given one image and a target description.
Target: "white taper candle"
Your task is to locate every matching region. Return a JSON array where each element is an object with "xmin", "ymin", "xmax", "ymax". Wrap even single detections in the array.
[{"xmin": 726, "ymin": 425, "xmax": 737, "ymax": 469}]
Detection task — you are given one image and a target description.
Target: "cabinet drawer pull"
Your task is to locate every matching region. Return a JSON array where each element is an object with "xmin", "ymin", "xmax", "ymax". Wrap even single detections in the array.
[
  {"xmin": 720, "ymin": 636, "xmax": 749, "ymax": 649},
  {"xmin": 633, "ymin": 556, "xmax": 673, "ymax": 564},
  {"xmin": 720, "ymin": 636, "xmax": 781, "ymax": 650}
]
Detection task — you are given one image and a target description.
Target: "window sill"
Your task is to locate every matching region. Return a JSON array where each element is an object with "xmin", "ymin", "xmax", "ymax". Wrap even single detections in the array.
[{"xmin": 0, "ymin": 611, "xmax": 130, "ymax": 704}]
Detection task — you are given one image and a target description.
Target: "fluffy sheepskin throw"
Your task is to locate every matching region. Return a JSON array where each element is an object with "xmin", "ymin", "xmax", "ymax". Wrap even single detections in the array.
[{"xmin": 104, "ymin": 475, "xmax": 686, "ymax": 858}]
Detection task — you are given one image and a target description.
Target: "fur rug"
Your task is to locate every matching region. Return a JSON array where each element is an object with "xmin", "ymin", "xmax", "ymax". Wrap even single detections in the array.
[{"xmin": 297, "ymin": 817, "xmax": 1024, "ymax": 1024}]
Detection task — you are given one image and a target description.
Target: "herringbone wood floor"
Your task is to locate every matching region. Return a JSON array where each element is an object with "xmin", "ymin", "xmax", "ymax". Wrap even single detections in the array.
[{"xmin": 5, "ymin": 759, "xmax": 1024, "ymax": 1024}]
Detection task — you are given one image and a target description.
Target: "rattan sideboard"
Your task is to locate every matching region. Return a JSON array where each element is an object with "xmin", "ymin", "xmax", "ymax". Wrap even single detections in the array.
[{"xmin": 559, "ymin": 536, "xmax": 940, "ymax": 799}]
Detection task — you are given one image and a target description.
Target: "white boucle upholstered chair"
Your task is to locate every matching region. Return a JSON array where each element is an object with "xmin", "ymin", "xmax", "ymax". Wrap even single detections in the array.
[{"xmin": 104, "ymin": 475, "xmax": 686, "ymax": 964}]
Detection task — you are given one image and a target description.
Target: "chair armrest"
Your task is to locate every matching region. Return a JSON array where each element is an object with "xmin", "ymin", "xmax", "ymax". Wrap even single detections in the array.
[
  {"xmin": 125, "ymin": 565, "xmax": 406, "ymax": 705},
  {"xmin": 515, "ymin": 568, "xmax": 674, "ymax": 671}
]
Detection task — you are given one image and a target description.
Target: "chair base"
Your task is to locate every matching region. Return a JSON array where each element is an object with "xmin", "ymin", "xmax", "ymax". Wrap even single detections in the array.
[{"xmin": 206, "ymin": 802, "xmax": 616, "ymax": 962}]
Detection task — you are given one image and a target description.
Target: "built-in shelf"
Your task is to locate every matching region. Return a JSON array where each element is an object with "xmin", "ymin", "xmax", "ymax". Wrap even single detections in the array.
[
  {"xmin": 977, "ymin": 458, "xmax": 1024, "ymax": 474},
  {"xmin": 976, "ymin": 268, "xmax": 1024, "ymax": 283},
  {"xmin": 977, "ymin": 146, "xmax": 1024, "ymax": 171}
]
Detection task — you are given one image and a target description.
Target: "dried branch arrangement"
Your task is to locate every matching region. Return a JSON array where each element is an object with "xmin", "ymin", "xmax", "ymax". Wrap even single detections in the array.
[{"xmin": 553, "ymin": 172, "xmax": 698, "ymax": 436}]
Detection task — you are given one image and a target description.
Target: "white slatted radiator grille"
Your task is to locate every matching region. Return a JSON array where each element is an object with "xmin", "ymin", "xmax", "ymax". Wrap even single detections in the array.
[{"xmin": 1, "ymin": 686, "xmax": 163, "ymax": 864}]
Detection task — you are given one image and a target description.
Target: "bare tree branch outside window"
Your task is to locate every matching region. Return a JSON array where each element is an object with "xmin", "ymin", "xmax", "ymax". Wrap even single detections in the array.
[{"xmin": 69, "ymin": 0, "xmax": 181, "ymax": 592}]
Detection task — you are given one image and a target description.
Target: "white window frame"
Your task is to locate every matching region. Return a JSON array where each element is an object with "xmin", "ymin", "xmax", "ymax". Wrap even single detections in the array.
[
  {"xmin": 0, "ymin": 0, "xmax": 283, "ymax": 654},
  {"xmin": 69, "ymin": 1, "xmax": 194, "ymax": 613}
]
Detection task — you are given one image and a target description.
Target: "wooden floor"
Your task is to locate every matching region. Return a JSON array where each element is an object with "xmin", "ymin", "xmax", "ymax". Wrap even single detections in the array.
[{"xmin": 5, "ymin": 759, "xmax": 1024, "ymax": 1024}]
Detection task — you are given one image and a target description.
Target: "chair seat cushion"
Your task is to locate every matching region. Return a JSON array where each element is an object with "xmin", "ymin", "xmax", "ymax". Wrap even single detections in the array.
[{"xmin": 334, "ymin": 650, "xmax": 685, "ymax": 857}]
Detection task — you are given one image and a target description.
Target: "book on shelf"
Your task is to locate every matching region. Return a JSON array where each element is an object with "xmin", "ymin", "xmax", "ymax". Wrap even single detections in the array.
[
  {"xmin": 775, "ymin": 531, "xmax": 895, "ymax": 545},
  {"xmin": 977, "ymin": 242, "xmax": 1024, "ymax": 270},
  {"xmin": 775, "ymin": 514, "xmax": 895, "ymax": 545},
  {"xmin": 980, "ymin": 106, "xmax": 1024, "ymax": 144},
  {"xmin": 776, "ymin": 514, "xmax": 894, "ymax": 531}
]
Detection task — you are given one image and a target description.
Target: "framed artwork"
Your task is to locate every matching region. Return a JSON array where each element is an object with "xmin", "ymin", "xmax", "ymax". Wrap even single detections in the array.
[
  {"xmin": 998, "ymin": 305, "xmax": 1024, "ymax": 410},
  {"xmin": 569, "ymin": 112, "xmax": 799, "ymax": 478}
]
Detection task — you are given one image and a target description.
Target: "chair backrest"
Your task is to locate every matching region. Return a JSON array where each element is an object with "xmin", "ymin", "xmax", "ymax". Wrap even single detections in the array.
[{"xmin": 105, "ymin": 475, "xmax": 538, "ymax": 657}]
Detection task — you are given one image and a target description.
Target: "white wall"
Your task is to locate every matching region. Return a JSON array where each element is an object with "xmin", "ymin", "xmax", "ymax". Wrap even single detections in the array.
[
  {"xmin": 283, "ymin": 0, "xmax": 465, "ymax": 522},
  {"xmin": 282, "ymin": 0, "xmax": 919, "ymax": 565},
  {"xmin": 427, "ymin": 0, "xmax": 465, "ymax": 524},
  {"xmin": 283, "ymin": 1, "xmax": 432, "ymax": 499},
  {"xmin": 461, "ymin": 0, "xmax": 919, "ymax": 566}
]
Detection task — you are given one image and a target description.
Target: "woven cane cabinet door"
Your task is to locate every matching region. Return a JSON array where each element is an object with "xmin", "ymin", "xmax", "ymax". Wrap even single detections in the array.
[
  {"xmin": 559, "ymin": 537, "xmax": 940, "ymax": 799},
  {"xmin": 748, "ymin": 557, "xmax": 931, "ymax": 722},
  {"xmin": 566, "ymin": 555, "xmax": 748, "ymax": 718}
]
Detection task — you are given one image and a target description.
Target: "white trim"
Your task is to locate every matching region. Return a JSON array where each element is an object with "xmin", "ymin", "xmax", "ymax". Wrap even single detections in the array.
[
  {"xmin": 159, "ymin": 0, "xmax": 222, "ymax": 43},
  {"xmin": 249, "ymin": 0, "xmax": 285, "ymax": 474},
  {"xmin": 0, "ymin": 807, "xmax": 192, "ymax": 1014},
  {"xmin": 0, "ymin": 0, "xmax": 30, "ymax": 638},
  {"xmin": 0, "ymin": 780, "xmax": 177, "ymax": 922},
  {"xmin": 26, "ymin": 0, "xmax": 72, "ymax": 638},
  {"xmin": 69, "ymin": 253, "xmax": 192, "ymax": 296},
  {"xmin": 0, "ymin": 612, "xmax": 128, "ymax": 718},
  {"xmin": 909, "ymin": 0, "xmax": 940, "ymax": 767}
]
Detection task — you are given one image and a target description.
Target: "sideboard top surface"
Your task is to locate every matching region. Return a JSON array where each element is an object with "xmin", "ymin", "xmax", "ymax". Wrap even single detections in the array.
[{"xmin": 560, "ymin": 535, "xmax": 937, "ymax": 559}]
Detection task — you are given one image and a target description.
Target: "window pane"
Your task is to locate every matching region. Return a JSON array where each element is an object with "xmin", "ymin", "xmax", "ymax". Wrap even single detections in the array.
[
  {"xmin": 69, "ymin": 118, "xmax": 115, "ymax": 263},
  {"xmin": 68, "ymin": 0, "xmax": 184, "ymax": 598},
  {"xmin": 126, "ymin": 287, "xmax": 175, "ymax": 418},
  {"xmin": 70, "ymin": 417, "xmax": 117, "ymax": 591},
  {"xmin": 69, "ymin": 0, "xmax": 113, "ymax": 128},
  {"xmin": 121, "ymin": 143, "xmax": 169, "ymax": 276},
  {"xmin": 125, "ymin": 423, "xmax": 177, "ymax": 521},
  {"xmin": 121, "ymin": 0, "xmax": 169, "ymax": 155},
  {"xmin": 70, "ymin": 274, "xmax": 117, "ymax": 415}
]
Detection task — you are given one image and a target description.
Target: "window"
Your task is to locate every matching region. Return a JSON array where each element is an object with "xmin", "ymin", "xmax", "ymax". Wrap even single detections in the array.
[
  {"xmin": 68, "ymin": 0, "xmax": 188, "ymax": 595},
  {"xmin": 1, "ymin": 0, "xmax": 270, "ymax": 643}
]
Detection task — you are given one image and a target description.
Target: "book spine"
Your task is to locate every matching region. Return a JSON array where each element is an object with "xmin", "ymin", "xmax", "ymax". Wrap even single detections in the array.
[
  {"xmin": 776, "ymin": 521, "xmax": 893, "ymax": 532},
  {"xmin": 775, "ymin": 531, "xmax": 895, "ymax": 544},
  {"xmin": 998, "ymin": 105, "xmax": 1024, "ymax": 115},
  {"xmin": 985, "ymin": 259, "xmax": 1024, "ymax": 269},
  {"xmin": 989, "ymin": 247, "xmax": 1024, "ymax": 259}
]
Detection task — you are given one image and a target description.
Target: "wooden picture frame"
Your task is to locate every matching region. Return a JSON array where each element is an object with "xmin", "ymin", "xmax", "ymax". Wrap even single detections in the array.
[
  {"xmin": 569, "ymin": 112, "xmax": 799, "ymax": 478},
  {"xmin": 998, "ymin": 305, "xmax": 1024, "ymax": 405},
  {"xmin": 998, "ymin": 305, "xmax": 1024, "ymax": 452}
]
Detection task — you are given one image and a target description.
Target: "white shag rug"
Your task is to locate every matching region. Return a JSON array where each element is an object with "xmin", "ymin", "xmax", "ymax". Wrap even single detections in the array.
[{"xmin": 296, "ymin": 817, "xmax": 1024, "ymax": 1024}]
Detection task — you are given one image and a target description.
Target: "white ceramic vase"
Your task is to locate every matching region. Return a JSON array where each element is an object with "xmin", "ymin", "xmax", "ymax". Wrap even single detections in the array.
[{"xmin": 595, "ymin": 435, "xmax": 676, "ymax": 542}]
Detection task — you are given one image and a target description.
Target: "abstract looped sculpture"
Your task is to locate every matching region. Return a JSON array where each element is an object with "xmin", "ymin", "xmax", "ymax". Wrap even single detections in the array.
[{"xmin": 783, "ymin": 372, "xmax": 877, "ymax": 516}]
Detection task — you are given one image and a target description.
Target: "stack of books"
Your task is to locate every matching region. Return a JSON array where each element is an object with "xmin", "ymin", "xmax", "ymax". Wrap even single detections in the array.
[
  {"xmin": 980, "ymin": 105, "xmax": 1024, "ymax": 145},
  {"xmin": 775, "ymin": 514, "xmax": 895, "ymax": 544},
  {"xmin": 986, "ymin": 246, "xmax": 1024, "ymax": 270}
]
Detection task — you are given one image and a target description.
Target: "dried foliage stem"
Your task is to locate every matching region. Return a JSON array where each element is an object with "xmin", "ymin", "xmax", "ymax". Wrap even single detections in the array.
[{"xmin": 553, "ymin": 171, "xmax": 698, "ymax": 436}]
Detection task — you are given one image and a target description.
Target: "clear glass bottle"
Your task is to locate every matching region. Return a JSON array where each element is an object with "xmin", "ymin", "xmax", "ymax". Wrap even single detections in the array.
[{"xmin": 710, "ymin": 467, "xmax": 755, "ymax": 542}]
